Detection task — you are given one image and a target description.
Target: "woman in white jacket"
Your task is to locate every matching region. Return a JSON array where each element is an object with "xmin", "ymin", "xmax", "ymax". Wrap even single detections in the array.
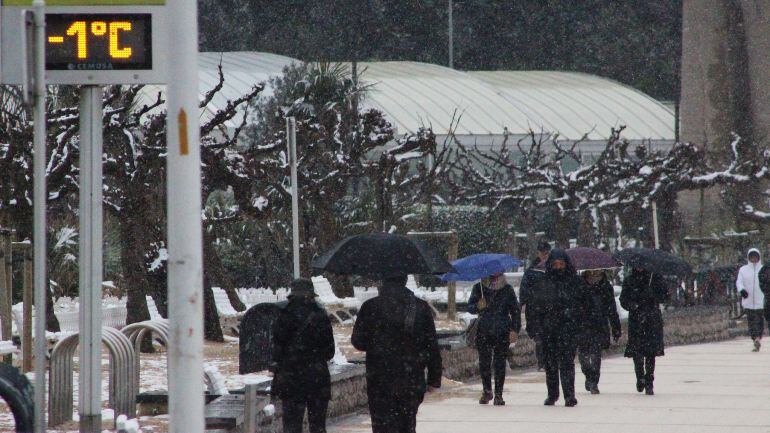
[{"xmin": 736, "ymin": 248, "xmax": 765, "ymax": 351}]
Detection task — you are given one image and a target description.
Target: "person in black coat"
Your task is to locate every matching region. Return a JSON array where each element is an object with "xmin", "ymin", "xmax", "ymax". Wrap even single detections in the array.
[
  {"xmin": 528, "ymin": 249, "xmax": 590, "ymax": 407},
  {"xmin": 352, "ymin": 275, "xmax": 442, "ymax": 433},
  {"xmin": 271, "ymin": 278, "xmax": 336, "ymax": 433},
  {"xmin": 578, "ymin": 270, "xmax": 621, "ymax": 394},
  {"xmin": 519, "ymin": 241, "xmax": 551, "ymax": 370},
  {"xmin": 619, "ymin": 268, "xmax": 668, "ymax": 395},
  {"xmin": 467, "ymin": 273, "xmax": 521, "ymax": 405}
]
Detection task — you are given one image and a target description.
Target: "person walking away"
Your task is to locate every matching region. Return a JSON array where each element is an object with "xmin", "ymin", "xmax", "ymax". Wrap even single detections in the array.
[
  {"xmin": 352, "ymin": 275, "xmax": 442, "ymax": 433},
  {"xmin": 578, "ymin": 270, "xmax": 621, "ymax": 394},
  {"xmin": 737, "ymin": 249, "xmax": 765, "ymax": 351},
  {"xmin": 519, "ymin": 241, "xmax": 551, "ymax": 370},
  {"xmin": 271, "ymin": 279, "xmax": 336, "ymax": 433},
  {"xmin": 528, "ymin": 249, "xmax": 590, "ymax": 407},
  {"xmin": 467, "ymin": 272, "xmax": 521, "ymax": 405},
  {"xmin": 620, "ymin": 268, "xmax": 668, "ymax": 395},
  {"xmin": 758, "ymin": 260, "xmax": 770, "ymax": 338}
]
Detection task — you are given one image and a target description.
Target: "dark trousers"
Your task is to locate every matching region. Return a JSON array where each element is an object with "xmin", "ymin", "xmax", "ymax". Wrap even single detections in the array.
[
  {"xmin": 633, "ymin": 356, "xmax": 656, "ymax": 383},
  {"xmin": 477, "ymin": 334, "xmax": 508, "ymax": 395},
  {"xmin": 543, "ymin": 343, "xmax": 577, "ymax": 401},
  {"xmin": 368, "ymin": 391, "xmax": 423, "ymax": 433},
  {"xmin": 746, "ymin": 309, "xmax": 765, "ymax": 339},
  {"xmin": 534, "ymin": 337, "xmax": 545, "ymax": 369},
  {"xmin": 578, "ymin": 343, "xmax": 602, "ymax": 387},
  {"xmin": 282, "ymin": 394, "xmax": 329, "ymax": 433}
]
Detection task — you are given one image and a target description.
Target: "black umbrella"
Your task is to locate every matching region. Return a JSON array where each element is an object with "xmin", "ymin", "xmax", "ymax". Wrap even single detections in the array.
[
  {"xmin": 312, "ymin": 233, "xmax": 455, "ymax": 279},
  {"xmin": 614, "ymin": 248, "xmax": 692, "ymax": 277}
]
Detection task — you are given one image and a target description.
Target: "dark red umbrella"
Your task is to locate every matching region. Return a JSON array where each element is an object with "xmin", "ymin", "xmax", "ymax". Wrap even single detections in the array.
[{"xmin": 537, "ymin": 247, "xmax": 621, "ymax": 271}]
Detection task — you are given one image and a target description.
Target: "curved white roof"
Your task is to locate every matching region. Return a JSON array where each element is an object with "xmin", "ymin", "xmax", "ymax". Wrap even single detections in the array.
[
  {"xmin": 354, "ymin": 61, "xmax": 533, "ymax": 137},
  {"xmin": 469, "ymin": 70, "xmax": 675, "ymax": 141},
  {"xmin": 138, "ymin": 51, "xmax": 674, "ymax": 143}
]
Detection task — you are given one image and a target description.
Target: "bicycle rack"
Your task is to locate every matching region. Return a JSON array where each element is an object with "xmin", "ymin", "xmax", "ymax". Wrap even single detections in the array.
[
  {"xmin": 121, "ymin": 319, "xmax": 170, "ymax": 391},
  {"xmin": 48, "ymin": 327, "xmax": 137, "ymax": 427}
]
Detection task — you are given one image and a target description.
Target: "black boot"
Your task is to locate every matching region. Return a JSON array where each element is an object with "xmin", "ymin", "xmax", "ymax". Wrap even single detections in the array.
[
  {"xmin": 543, "ymin": 398, "xmax": 557, "ymax": 406},
  {"xmin": 479, "ymin": 390, "xmax": 493, "ymax": 404},
  {"xmin": 493, "ymin": 394, "xmax": 505, "ymax": 406},
  {"xmin": 589, "ymin": 384, "xmax": 600, "ymax": 395},
  {"xmin": 645, "ymin": 375, "xmax": 654, "ymax": 395},
  {"xmin": 565, "ymin": 397, "xmax": 578, "ymax": 407},
  {"xmin": 636, "ymin": 378, "xmax": 646, "ymax": 393}
]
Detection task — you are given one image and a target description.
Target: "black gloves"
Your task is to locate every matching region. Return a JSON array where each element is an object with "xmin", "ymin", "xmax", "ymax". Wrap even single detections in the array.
[{"xmin": 740, "ymin": 289, "xmax": 749, "ymax": 299}]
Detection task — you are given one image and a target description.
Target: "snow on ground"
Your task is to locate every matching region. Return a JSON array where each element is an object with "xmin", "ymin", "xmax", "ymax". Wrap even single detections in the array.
[{"xmin": 0, "ymin": 314, "xmax": 467, "ymax": 432}]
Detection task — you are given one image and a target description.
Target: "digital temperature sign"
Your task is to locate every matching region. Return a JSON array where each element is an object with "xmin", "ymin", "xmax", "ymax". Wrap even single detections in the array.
[{"xmin": 45, "ymin": 14, "xmax": 151, "ymax": 70}]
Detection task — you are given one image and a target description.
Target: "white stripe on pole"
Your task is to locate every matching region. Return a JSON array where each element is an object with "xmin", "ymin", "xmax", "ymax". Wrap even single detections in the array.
[
  {"xmin": 78, "ymin": 86, "xmax": 103, "ymax": 432},
  {"xmin": 652, "ymin": 201, "xmax": 660, "ymax": 249},
  {"xmin": 31, "ymin": 2, "xmax": 47, "ymax": 431},
  {"xmin": 287, "ymin": 117, "xmax": 300, "ymax": 279},
  {"xmin": 166, "ymin": 0, "xmax": 204, "ymax": 432}
]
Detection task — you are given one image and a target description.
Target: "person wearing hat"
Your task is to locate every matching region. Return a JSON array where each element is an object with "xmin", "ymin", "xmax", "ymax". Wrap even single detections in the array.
[
  {"xmin": 272, "ymin": 278, "xmax": 336, "ymax": 433},
  {"xmin": 519, "ymin": 240, "xmax": 552, "ymax": 371}
]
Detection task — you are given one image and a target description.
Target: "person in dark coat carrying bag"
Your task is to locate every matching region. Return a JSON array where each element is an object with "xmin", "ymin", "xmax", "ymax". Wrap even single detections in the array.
[
  {"xmin": 519, "ymin": 241, "xmax": 551, "ymax": 371},
  {"xmin": 578, "ymin": 270, "xmax": 621, "ymax": 394},
  {"xmin": 352, "ymin": 275, "xmax": 442, "ymax": 433},
  {"xmin": 620, "ymin": 268, "xmax": 668, "ymax": 395},
  {"xmin": 467, "ymin": 272, "xmax": 520, "ymax": 405},
  {"xmin": 271, "ymin": 279, "xmax": 336, "ymax": 433},
  {"xmin": 528, "ymin": 249, "xmax": 591, "ymax": 407}
]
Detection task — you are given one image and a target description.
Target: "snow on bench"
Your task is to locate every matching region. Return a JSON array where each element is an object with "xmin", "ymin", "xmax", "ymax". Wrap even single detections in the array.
[
  {"xmin": 145, "ymin": 296, "xmax": 164, "ymax": 321},
  {"xmin": 311, "ymin": 276, "xmax": 358, "ymax": 324},
  {"xmin": 0, "ymin": 340, "xmax": 17, "ymax": 356},
  {"xmin": 212, "ymin": 287, "xmax": 244, "ymax": 335}
]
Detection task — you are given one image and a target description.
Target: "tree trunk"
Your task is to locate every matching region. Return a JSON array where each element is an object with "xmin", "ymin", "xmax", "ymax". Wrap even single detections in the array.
[
  {"xmin": 202, "ymin": 271, "xmax": 224, "ymax": 342},
  {"xmin": 202, "ymin": 230, "xmax": 225, "ymax": 341},
  {"xmin": 202, "ymin": 229, "xmax": 246, "ymax": 312}
]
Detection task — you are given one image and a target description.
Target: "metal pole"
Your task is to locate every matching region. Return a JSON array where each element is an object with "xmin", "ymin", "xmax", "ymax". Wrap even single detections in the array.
[
  {"xmin": 448, "ymin": 0, "xmax": 454, "ymax": 69},
  {"xmin": 0, "ymin": 233, "xmax": 11, "ymax": 364},
  {"xmin": 447, "ymin": 231, "xmax": 458, "ymax": 320},
  {"xmin": 22, "ymin": 245, "xmax": 32, "ymax": 373},
  {"xmin": 167, "ymin": 0, "xmax": 204, "ymax": 431},
  {"xmin": 652, "ymin": 201, "xmax": 660, "ymax": 249},
  {"xmin": 287, "ymin": 117, "xmax": 300, "ymax": 279},
  {"xmin": 78, "ymin": 85, "xmax": 103, "ymax": 432},
  {"xmin": 31, "ymin": 2, "xmax": 47, "ymax": 431}
]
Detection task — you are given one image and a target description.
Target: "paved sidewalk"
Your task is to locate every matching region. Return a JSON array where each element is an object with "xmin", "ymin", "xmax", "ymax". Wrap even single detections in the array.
[{"xmin": 330, "ymin": 338, "xmax": 770, "ymax": 433}]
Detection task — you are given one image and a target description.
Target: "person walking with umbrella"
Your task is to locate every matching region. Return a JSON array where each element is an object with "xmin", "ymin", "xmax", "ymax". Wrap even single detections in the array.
[
  {"xmin": 528, "ymin": 249, "xmax": 590, "ymax": 407},
  {"xmin": 578, "ymin": 270, "xmax": 621, "ymax": 394},
  {"xmin": 271, "ymin": 279, "xmax": 336, "ymax": 433},
  {"xmin": 467, "ymin": 272, "xmax": 521, "ymax": 405},
  {"xmin": 315, "ymin": 233, "xmax": 451, "ymax": 433},
  {"xmin": 351, "ymin": 275, "xmax": 442, "ymax": 433},
  {"xmin": 519, "ymin": 241, "xmax": 551, "ymax": 371},
  {"xmin": 736, "ymin": 248, "xmax": 765, "ymax": 351},
  {"xmin": 619, "ymin": 268, "xmax": 669, "ymax": 395}
]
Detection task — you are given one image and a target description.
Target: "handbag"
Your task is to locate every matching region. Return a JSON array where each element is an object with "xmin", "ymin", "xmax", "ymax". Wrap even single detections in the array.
[{"xmin": 465, "ymin": 317, "xmax": 480, "ymax": 348}]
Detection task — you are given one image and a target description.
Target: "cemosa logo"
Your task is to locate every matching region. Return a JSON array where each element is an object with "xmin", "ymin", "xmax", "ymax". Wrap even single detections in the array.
[{"xmin": 3, "ymin": 1, "xmax": 165, "ymax": 4}]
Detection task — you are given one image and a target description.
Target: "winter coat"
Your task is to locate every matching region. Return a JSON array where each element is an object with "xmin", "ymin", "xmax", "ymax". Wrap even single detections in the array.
[
  {"xmin": 519, "ymin": 260, "xmax": 546, "ymax": 337},
  {"xmin": 580, "ymin": 276, "xmax": 622, "ymax": 350},
  {"xmin": 527, "ymin": 250, "xmax": 591, "ymax": 351},
  {"xmin": 736, "ymin": 249, "xmax": 765, "ymax": 310},
  {"xmin": 467, "ymin": 282, "xmax": 521, "ymax": 342},
  {"xmin": 758, "ymin": 264, "xmax": 770, "ymax": 310},
  {"xmin": 271, "ymin": 297, "xmax": 335, "ymax": 400},
  {"xmin": 351, "ymin": 282, "xmax": 442, "ymax": 398},
  {"xmin": 620, "ymin": 270, "xmax": 668, "ymax": 358}
]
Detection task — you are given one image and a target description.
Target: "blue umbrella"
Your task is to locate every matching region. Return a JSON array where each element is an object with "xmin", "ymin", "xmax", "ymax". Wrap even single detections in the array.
[{"xmin": 441, "ymin": 254, "xmax": 523, "ymax": 282}]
